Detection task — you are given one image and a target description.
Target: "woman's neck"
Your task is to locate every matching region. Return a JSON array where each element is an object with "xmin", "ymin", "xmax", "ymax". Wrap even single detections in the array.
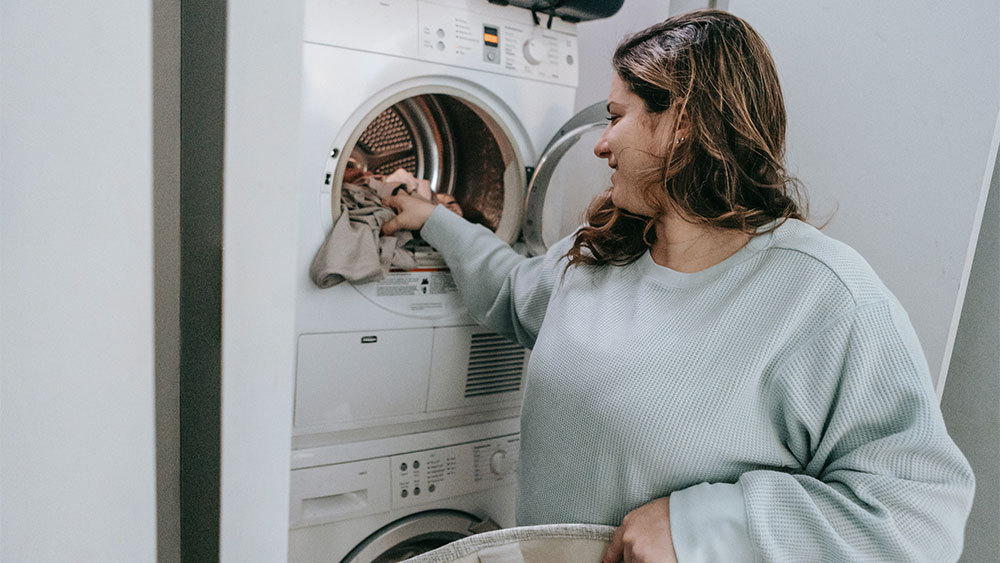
[{"xmin": 649, "ymin": 212, "xmax": 752, "ymax": 273}]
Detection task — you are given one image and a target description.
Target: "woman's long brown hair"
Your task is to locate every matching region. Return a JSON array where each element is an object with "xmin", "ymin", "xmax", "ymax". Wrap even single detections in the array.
[{"xmin": 565, "ymin": 10, "xmax": 805, "ymax": 268}]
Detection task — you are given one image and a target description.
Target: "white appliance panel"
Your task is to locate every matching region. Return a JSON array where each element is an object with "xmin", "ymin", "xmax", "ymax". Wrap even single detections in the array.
[
  {"xmin": 289, "ymin": 433, "xmax": 519, "ymax": 529},
  {"xmin": 417, "ymin": 1, "xmax": 579, "ymax": 87},
  {"xmin": 389, "ymin": 434, "xmax": 520, "ymax": 509},
  {"xmin": 304, "ymin": 0, "xmax": 420, "ymax": 56},
  {"xmin": 304, "ymin": 0, "xmax": 578, "ymax": 87},
  {"xmin": 428, "ymin": 325, "xmax": 527, "ymax": 412},
  {"xmin": 290, "ymin": 456, "xmax": 393, "ymax": 528},
  {"xmin": 295, "ymin": 329, "xmax": 434, "ymax": 428}
]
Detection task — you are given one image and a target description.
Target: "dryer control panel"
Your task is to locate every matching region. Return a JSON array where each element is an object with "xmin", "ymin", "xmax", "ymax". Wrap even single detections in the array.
[
  {"xmin": 303, "ymin": 0, "xmax": 579, "ymax": 87},
  {"xmin": 417, "ymin": 1, "xmax": 578, "ymax": 86}
]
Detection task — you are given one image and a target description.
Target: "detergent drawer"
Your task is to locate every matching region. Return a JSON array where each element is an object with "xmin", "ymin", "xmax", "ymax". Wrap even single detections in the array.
[{"xmin": 295, "ymin": 329, "xmax": 433, "ymax": 429}]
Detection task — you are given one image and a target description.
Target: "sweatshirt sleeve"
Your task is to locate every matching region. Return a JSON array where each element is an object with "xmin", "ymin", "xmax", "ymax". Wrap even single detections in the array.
[
  {"xmin": 670, "ymin": 298, "xmax": 975, "ymax": 562},
  {"xmin": 420, "ymin": 205, "xmax": 571, "ymax": 348}
]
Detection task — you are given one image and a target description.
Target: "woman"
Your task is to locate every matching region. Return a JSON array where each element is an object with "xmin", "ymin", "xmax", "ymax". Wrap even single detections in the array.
[{"xmin": 382, "ymin": 10, "xmax": 974, "ymax": 562}]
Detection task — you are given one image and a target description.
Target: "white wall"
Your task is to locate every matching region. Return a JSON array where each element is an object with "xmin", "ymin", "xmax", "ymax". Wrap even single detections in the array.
[
  {"xmin": 574, "ymin": 0, "xmax": 673, "ymax": 112},
  {"xmin": 0, "ymin": 2, "xmax": 157, "ymax": 562},
  {"xmin": 725, "ymin": 0, "xmax": 999, "ymax": 392},
  {"xmin": 218, "ymin": 2, "xmax": 303, "ymax": 561}
]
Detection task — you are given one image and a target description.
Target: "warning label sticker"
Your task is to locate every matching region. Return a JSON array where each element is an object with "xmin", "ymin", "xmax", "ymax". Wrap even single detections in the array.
[
  {"xmin": 374, "ymin": 271, "xmax": 457, "ymax": 297},
  {"xmin": 354, "ymin": 268, "xmax": 463, "ymax": 318}
]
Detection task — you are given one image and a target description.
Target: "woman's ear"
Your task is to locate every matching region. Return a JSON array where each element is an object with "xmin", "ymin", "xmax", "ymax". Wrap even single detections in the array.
[
  {"xmin": 673, "ymin": 106, "xmax": 691, "ymax": 145},
  {"xmin": 652, "ymin": 105, "xmax": 690, "ymax": 154}
]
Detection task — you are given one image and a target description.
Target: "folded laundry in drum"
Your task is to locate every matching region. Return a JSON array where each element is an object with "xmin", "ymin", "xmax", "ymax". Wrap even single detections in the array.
[
  {"xmin": 309, "ymin": 175, "xmax": 421, "ymax": 288},
  {"xmin": 403, "ymin": 523, "xmax": 615, "ymax": 563}
]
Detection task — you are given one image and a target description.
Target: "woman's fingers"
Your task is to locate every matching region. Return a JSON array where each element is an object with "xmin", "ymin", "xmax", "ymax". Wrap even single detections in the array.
[
  {"xmin": 381, "ymin": 193, "xmax": 401, "ymax": 212},
  {"xmin": 381, "ymin": 215, "xmax": 404, "ymax": 236},
  {"xmin": 416, "ymin": 178, "xmax": 432, "ymax": 201},
  {"xmin": 380, "ymin": 192, "xmax": 437, "ymax": 235},
  {"xmin": 601, "ymin": 498, "xmax": 676, "ymax": 563},
  {"xmin": 380, "ymin": 194, "xmax": 406, "ymax": 236}
]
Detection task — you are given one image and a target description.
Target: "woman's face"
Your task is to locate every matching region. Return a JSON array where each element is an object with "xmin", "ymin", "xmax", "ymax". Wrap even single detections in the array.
[{"xmin": 593, "ymin": 74, "xmax": 676, "ymax": 216}]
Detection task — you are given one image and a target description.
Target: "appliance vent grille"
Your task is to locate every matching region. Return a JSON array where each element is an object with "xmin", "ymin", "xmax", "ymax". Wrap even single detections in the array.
[{"xmin": 464, "ymin": 332, "xmax": 526, "ymax": 398}]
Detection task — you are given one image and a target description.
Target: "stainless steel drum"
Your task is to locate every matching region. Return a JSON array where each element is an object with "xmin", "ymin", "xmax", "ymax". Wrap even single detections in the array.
[{"xmin": 338, "ymin": 93, "xmax": 519, "ymax": 240}]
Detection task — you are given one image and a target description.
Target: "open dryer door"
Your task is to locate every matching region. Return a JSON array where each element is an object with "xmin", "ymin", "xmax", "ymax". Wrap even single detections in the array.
[{"xmin": 522, "ymin": 101, "xmax": 611, "ymax": 256}]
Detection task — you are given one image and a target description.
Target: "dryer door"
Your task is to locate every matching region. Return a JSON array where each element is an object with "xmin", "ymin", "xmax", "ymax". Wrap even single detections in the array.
[
  {"xmin": 342, "ymin": 510, "xmax": 499, "ymax": 563},
  {"xmin": 522, "ymin": 101, "xmax": 611, "ymax": 256}
]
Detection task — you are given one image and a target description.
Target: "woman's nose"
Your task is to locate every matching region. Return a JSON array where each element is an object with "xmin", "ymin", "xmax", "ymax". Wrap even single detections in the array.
[{"xmin": 594, "ymin": 129, "xmax": 611, "ymax": 159}]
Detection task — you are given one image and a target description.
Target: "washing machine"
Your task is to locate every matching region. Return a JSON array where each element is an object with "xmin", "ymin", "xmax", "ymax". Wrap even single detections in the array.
[
  {"xmin": 290, "ymin": 419, "xmax": 521, "ymax": 562},
  {"xmin": 290, "ymin": 0, "xmax": 620, "ymax": 560}
]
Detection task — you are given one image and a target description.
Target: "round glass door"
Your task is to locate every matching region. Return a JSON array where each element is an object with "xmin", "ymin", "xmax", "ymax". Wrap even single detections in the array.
[
  {"xmin": 523, "ymin": 101, "xmax": 612, "ymax": 256},
  {"xmin": 341, "ymin": 510, "xmax": 495, "ymax": 563}
]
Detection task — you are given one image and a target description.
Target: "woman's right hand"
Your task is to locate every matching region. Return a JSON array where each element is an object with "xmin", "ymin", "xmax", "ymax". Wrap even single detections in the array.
[{"xmin": 381, "ymin": 191, "xmax": 437, "ymax": 236}]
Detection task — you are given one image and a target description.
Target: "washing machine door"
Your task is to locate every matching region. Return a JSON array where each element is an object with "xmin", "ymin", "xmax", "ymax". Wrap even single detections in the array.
[
  {"xmin": 341, "ymin": 510, "xmax": 498, "ymax": 563},
  {"xmin": 522, "ymin": 101, "xmax": 612, "ymax": 256}
]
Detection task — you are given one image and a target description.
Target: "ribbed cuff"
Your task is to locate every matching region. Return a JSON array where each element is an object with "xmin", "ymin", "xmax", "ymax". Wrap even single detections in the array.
[
  {"xmin": 419, "ymin": 204, "xmax": 466, "ymax": 250},
  {"xmin": 670, "ymin": 482, "xmax": 755, "ymax": 563}
]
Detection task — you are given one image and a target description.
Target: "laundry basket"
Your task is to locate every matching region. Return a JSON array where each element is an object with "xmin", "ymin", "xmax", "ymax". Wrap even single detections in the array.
[{"xmin": 402, "ymin": 523, "xmax": 615, "ymax": 563}]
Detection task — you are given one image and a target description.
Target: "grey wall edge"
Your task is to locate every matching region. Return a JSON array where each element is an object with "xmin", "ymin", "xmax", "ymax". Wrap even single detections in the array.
[
  {"xmin": 153, "ymin": 1, "xmax": 182, "ymax": 562},
  {"xmin": 940, "ymin": 126, "xmax": 1000, "ymax": 562},
  {"xmin": 179, "ymin": 1, "xmax": 226, "ymax": 561},
  {"xmin": 937, "ymin": 110, "xmax": 1000, "ymax": 399}
]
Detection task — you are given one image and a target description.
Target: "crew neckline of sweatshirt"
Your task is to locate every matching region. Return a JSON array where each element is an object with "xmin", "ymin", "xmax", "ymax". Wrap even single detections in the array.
[{"xmin": 637, "ymin": 223, "xmax": 779, "ymax": 288}]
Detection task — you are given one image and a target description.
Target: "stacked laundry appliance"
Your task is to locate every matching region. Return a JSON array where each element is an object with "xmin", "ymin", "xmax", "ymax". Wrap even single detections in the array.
[{"xmin": 289, "ymin": 0, "xmax": 620, "ymax": 560}]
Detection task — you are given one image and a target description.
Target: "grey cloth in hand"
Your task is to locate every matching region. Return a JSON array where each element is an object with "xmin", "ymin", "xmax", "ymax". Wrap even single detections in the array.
[{"xmin": 309, "ymin": 177, "xmax": 419, "ymax": 288}]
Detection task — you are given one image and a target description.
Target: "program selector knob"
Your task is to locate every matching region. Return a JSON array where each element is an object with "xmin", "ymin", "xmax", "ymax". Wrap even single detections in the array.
[
  {"xmin": 522, "ymin": 38, "xmax": 543, "ymax": 65},
  {"xmin": 489, "ymin": 449, "xmax": 512, "ymax": 476}
]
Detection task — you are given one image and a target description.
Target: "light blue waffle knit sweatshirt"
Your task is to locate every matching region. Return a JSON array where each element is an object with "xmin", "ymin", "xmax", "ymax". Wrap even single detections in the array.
[{"xmin": 420, "ymin": 205, "xmax": 975, "ymax": 562}]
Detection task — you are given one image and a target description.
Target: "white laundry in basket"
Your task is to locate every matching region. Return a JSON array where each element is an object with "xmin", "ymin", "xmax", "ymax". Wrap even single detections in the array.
[{"xmin": 403, "ymin": 523, "xmax": 615, "ymax": 563}]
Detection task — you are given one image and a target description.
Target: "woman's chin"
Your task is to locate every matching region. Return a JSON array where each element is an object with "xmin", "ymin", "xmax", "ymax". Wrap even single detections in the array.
[
  {"xmin": 610, "ymin": 185, "xmax": 634, "ymax": 212},
  {"xmin": 610, "ymin": 185, "xmax": 655, "ymax": 217},
  {"xmin": 609, "ymin": 183, "xmax": 624, "ymax": 207}
]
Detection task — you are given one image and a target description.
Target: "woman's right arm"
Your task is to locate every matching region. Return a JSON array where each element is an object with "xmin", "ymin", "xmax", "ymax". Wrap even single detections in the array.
[{"xmin": 382, "ymin": 192, "xmax": 567, "ymax": 349}]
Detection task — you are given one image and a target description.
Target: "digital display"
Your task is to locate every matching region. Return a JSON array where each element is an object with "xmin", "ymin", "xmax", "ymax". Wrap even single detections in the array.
[{"xmin": 483, "ymin": 25, "xmax": 499, "ymax": 46}]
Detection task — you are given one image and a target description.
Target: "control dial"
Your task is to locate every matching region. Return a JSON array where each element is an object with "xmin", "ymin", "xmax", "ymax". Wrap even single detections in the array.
[
  {"xmin": 522, "ymin": 38, "xmax": 543, "ymax": 65},
  {"xmin": 489, "ymin": 449, "xmax": 513, "ymax": 476}
]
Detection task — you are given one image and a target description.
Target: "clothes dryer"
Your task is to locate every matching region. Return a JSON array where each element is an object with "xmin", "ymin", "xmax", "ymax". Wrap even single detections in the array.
[{"xmin": 293, "ymin": 0, "xmax": 614, "ymax": 450}]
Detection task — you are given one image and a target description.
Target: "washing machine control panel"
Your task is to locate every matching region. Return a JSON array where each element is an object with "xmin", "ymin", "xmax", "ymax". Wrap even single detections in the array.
[
  {"xmin": 391, "ymin": 434, "xmax": 520, "ymax": 509},
  {"xmin": 417, "ymin": 1, "xmax": 578, "ymax": 86}
]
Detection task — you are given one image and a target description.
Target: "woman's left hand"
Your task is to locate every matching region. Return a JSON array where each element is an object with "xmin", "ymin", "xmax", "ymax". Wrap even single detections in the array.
[{"xmin": 601, "ymin": 497, "xmax": 677, "ymax": 563}]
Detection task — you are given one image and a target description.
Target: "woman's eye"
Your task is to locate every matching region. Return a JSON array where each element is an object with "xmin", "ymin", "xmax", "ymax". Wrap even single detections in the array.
[{"xmin": 605, "ymin": 115, "xmax": 619, "ymax": 122}]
